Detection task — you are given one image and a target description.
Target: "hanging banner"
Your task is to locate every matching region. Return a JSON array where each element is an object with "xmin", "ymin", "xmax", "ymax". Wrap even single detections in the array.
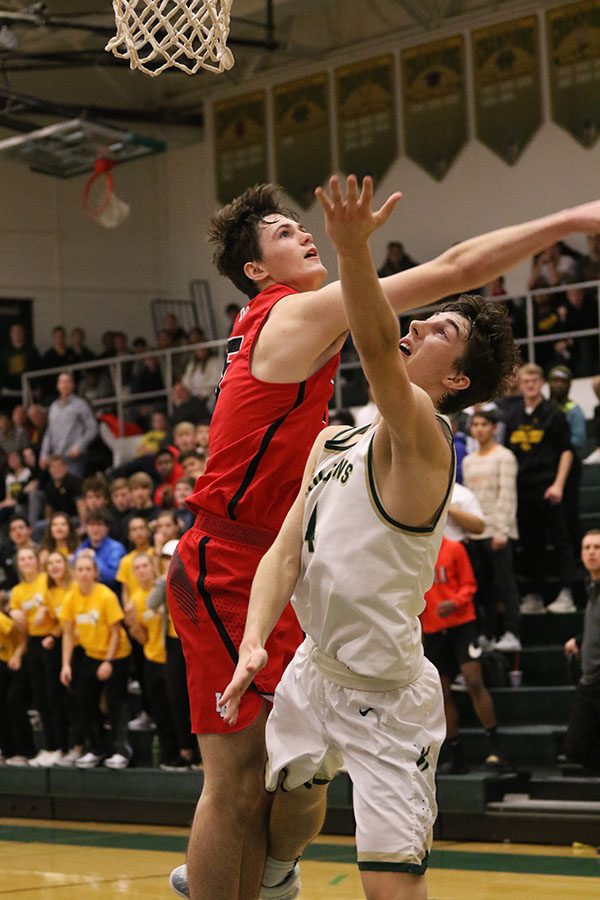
[
  {"xmin": 472, "ymin": 16, "xmax": 542, "ymax": 164},
  {"xmin": 402, "ymin": 35, "xmax": 467, "ymax": 180},
  {"xmin": 273, "ymin": 74, "xmax": 331, "ymax": 209},
  {"xmin": 213, "ymin": 91, "xmax": 268, "ymax": 204},
  {"xmin": 547, "ymin": 1, "xmax": 600, "ymax": 147},
  {"xmin": 335, "ymin": 55, "xmax": 398, "ymax": 185}
]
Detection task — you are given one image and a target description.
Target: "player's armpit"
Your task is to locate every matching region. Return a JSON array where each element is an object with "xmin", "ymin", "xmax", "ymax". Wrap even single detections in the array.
[{"xmin": 253, "ymin": 281, "xmax": 349, "ymax": 381}]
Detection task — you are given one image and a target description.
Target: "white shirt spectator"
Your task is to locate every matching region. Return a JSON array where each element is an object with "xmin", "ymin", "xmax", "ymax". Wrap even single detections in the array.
[{"xmin": 444, "ymin": 482, "xmax": 485, "ymax": 543}]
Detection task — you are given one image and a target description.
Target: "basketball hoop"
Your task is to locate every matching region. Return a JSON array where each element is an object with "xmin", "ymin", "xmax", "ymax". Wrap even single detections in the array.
[
  {"xmin": 83, "ymin": 158, "xmax": 131, "ymax": 228},
  {"xmin": 106, "ymin": 0, "xmax": 235, "ymax": 76}
]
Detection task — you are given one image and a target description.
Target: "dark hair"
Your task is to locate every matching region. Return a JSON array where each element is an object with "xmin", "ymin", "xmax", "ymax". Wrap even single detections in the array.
[
  {"xmin": 156, "ymin": 447, "xmax": 175, "ymax": 460},
  {"xmin": 470, "ymin": 409, "xmax": 499, "ymax": 426},
  {"xmin": 178, "ymin": 449, "xmax": 205, "ymax": 463},
  {"xmin": 438, "ymin": 295, "xmax": 520, "ymax": 416},
  {"xmin": 9, "ymin": 514, "xmax": 29, "ymax": 528},
  {"xmin": 83, "ymin": 476, "xmax": 111, "ymax": 500},
  {"xmin": 208, "ymin": 183, "xmax": 297, "ymax": 298},
  {"xmin": 85, "ymin": 509, "xmax": 111, "ymax": 526},
  {"xmin": 41, "ymin": 512, "xmax": 79, "ymax": 554}
]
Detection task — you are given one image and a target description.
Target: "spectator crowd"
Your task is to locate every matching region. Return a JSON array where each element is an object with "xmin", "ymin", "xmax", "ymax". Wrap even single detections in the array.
[{"xmin": 0, "ymin": 250, "xmax": 598, "ymax": 776}]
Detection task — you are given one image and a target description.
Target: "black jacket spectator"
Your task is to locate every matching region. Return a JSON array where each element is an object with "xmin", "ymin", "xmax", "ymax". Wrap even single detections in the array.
[{"xmin": 44, "ymin": 457, "xmax": 83, "ymax": 518}]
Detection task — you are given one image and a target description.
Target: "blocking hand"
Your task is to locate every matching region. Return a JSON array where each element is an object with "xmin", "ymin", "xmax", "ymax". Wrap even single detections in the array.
[{"xmin": 315, "ymin": 175, "xmax": 401, "ymax": 253}]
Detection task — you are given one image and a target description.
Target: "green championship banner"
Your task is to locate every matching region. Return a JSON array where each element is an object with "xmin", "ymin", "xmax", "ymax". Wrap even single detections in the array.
[
  {"xmin": 273, "ymin": 74, "xmax": 331, "ymax": 209},
  {"xmin": 402, "ymin": 35, "xmax": 467, "ymax": 180},
  {"xmin": 335, "ymin": 55, "xmax": 398, "ymax": 185},
  {"xmin": 213, "ymin": 91, "xmax": 268, "ymax": 204},
  {"xmin": 472, "ymin": 16, "xmax": 542, "ymax": 164},
  {"xmin": 547, "ymin": 1, "xmax": 600, "ymax": 147}
]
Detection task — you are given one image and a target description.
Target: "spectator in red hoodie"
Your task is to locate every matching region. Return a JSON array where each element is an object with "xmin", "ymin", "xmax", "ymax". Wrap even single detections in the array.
[
  {"xmin": 422, "ymin": 537, "xmax": 507, "ymax": 774},
  {"xmin": 153, "ymin": 448, "xmax": 183, "ymax": 508}
]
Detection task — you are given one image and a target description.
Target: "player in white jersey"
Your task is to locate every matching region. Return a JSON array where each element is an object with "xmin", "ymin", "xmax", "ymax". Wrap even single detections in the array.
[{"xmin": 218, "ymin": 175, "xmax": 525, "ymax": 899}]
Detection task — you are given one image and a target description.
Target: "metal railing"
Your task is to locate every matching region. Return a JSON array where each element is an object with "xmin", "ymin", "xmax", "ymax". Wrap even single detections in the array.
[
  {"xmin": 18, "ymin": 277, "xmax": 600, "ymax": 432},
  {"xmin": 20, "ymin": 338, "xmax": 227, "ymax": 436}
]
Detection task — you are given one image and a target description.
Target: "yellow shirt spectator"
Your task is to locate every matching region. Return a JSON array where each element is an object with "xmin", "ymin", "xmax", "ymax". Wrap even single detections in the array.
[
  {"xmin": 0, "ymin": 610, "xmax": 19, "ymax": 662},
  {"xmin": 117, "ymin": 548, "xmax": 154, "ymax": 599},
  {"xmin": 45, "ymin": 584, "xmax": 74, "ymax": 631},
  {"xmin": 61, "ymin": 583, "xmax": 131, "ymax": 661},
  {"xmin": 130, "ymin": 586, "xmax": 166, "ymax": 664},
  {"xmin": 10, "ymin": 573, "xmax": 54, "ymax": 636}
]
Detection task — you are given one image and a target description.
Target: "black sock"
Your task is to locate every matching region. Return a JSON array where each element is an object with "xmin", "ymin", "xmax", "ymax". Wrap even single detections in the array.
[
  {"xmin": 485, "ymin": 725, "xmax": 500, "ymax": 755},
  {"xmin": 448, "ymin": 737, "xmax": 465, "ymax": 766}
]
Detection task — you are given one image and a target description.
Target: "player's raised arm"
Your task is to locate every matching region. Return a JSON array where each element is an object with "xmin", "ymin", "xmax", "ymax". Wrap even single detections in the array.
[
  {"xmin": 316, "ymin": 175, "xmax": 439, "ymax": 445},
  {"xmin": 378, "ymin": 198, "xmax": 600, "ymax": 317}
]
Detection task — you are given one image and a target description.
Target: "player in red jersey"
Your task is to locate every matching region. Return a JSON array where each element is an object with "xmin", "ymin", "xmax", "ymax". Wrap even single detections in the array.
[{"xmin": 167, "ymin": 182, "xmax": 600, "ymax": 900}]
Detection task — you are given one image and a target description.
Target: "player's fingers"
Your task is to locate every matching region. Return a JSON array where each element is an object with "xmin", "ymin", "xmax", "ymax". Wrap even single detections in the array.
[
  {"xmin": 223, "ymin": 696, "xmax": 240, "ymax": 726},
  {"xmin": 374, "ymin": 192, "xmax": 402, "ymax": 225},
  {"xmin": 314, "ymin": 186, "xmax": 333, "ymax": 215},
  {"xmin": 358, "ymin": 175, "xmax": 373, "ymax": 209},
  {"xmin": 346, "ymin": 174, "xmax": 359, "ymax": 205},
  {"xmin": 329, "ymin": 175, "xmax": 343, "ymax": 206}
]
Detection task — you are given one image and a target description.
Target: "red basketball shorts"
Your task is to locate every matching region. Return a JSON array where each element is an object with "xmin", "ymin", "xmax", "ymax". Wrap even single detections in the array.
[{"xmin": 166, "ymin": 512, "xmax": 303, "ymax": 734}]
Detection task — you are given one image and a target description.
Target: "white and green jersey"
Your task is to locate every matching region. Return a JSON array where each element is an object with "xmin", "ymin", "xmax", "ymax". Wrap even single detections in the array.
[{"xmin": 292, "ymin": 420, "xmax": 455, "ymax": 686}]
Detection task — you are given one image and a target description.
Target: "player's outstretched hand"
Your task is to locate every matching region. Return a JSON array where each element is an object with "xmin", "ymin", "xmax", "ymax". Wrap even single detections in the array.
[
  {"xmin": 315, "ymin": 174, "xmax": 402, "ymax": 253},
  {"xmin": 219, "ymin": 641, "xmax": 269, "ymax": 726}
]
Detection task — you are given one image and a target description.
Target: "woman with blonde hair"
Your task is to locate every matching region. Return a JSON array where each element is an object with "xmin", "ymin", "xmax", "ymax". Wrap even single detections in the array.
[
  {"xmin": 10, "ymin": 546, "xmax": 68, "ymax": 766},
  {"xmin": 60, "ymin": 550, "xmax": 132, "ymax": 769},
  {"xmin": 126, "ymin": 551, "xmax": 187, "ymax": 769},
  {"xmin": 44, "ymin": 551, "xmax": 83, "ymax": 766}
]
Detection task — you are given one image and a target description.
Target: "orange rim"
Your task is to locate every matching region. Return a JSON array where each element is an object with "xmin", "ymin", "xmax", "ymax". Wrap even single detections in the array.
[{"xmin": 83, "ymin": 159, "xmax": 116, "ymax": 218}]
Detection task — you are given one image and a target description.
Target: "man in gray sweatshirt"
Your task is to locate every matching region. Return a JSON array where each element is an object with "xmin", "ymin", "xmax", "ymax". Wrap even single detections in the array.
[
  {"xmin": 39, "ymin": 372, "xmax": 97, "ymax": 478},
  {"xmin": 563, "ymin": 529, "xmax": 600, "ymax": 771}
]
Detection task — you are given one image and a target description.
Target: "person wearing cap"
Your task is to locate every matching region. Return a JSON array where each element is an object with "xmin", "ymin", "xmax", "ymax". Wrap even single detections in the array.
[
  {"xmin": 505, "ymin": 363, "xmax": 577, "ymax": 614},
  {"xmin": 549, "ymin": 366, "xmax": 586, "ymax": 555}
]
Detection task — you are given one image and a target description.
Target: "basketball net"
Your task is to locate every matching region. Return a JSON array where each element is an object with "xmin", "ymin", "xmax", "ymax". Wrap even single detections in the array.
[
  {"xmin": 106, "ymin": 0, "xmax": 235, "ymax": 76},
  {"xmin": 83, "ymin": 158, "xmax": 131, "ymax": 229}
]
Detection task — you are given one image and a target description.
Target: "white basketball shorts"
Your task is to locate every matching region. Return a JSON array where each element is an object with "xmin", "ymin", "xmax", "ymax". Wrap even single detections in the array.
[{"xmin": 265, "ymin": 638, "xmax": 446, "ymax": 873}]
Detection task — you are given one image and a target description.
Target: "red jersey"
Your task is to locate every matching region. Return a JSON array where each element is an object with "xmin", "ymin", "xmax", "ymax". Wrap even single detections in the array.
[
  {"xmin": 421, "ymin": 538, "xmax": 477, "ymax": 634},
  {"xmin": 187, "ymin": 283, "xmax": 340, "ymax": 531}
]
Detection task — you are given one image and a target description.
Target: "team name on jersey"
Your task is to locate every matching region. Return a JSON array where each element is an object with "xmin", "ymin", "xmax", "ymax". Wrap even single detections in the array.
[
  {"xmin": 142, "ymin": 609, "xmax": 158, "ymax": 622},
  {"xmin": 307, "ymin": 458, "xmax": 353, "ymax": 494},
  {"xmin": 76, "ymin": 610, "xmax": 100, "ymax": 626},
  {"xmin": 22, "ymin": 594, "xmax": 44, "ymax": 612}
]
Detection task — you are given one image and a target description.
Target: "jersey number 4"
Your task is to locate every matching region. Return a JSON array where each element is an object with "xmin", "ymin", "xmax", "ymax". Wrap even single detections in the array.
[{"xmin": 304, "ymin": 505, "xmax": 317, "ymax": 553}]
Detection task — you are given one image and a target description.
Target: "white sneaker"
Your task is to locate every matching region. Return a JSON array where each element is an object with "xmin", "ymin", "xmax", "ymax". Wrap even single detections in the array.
[
  {"xmin": 75, "ymin": 752, "xmax": 104, "ymax": 769},
  {"xmin": 547, "ymin": 589, "xmax": 576, "ymax": 614},
  {"xmin": 103, "ymin": 753, "xmax": 130, "ymax": 769},
  {"xmin": 55, "ymin": 748, "xmax": 83, "ymax": 767},
  {"xmin": 127, "ymin": 680, "xmax": 142, "ymax": 695},
  {"xmin": 127, "ymin": 711, "xmax": 154, "ymax": 731},
  {"xmin": 169, "ymin": 864, "xmax": 189, "ymax": 898},
  {"xmin": 583, "ymin": 448, "xmax": 600, "ymax": 465},
  {"xmin": 260, "ymin": 863, "xmax": 302, "ymax": 900},
  {"xmin": 495, "ymin": 631, "xmax": 522, "ymax": 652},
  {"xmin": 28, "ymin": 750, "xmax": 54, "ymax": 768},
  {"xmin": 478, "ymin": 635, "xmax": 496, "ymax": 652},
  {"xmin": 520, "ymin": 594, "xmax": 546, "ymax": 615},
  {"xmin": 5, "ymin": 755, "xmax": 29, "ymax": 766},
  {"xmin": 451, "ymin": 673, "xmax": 467, "ymax": 692}
]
